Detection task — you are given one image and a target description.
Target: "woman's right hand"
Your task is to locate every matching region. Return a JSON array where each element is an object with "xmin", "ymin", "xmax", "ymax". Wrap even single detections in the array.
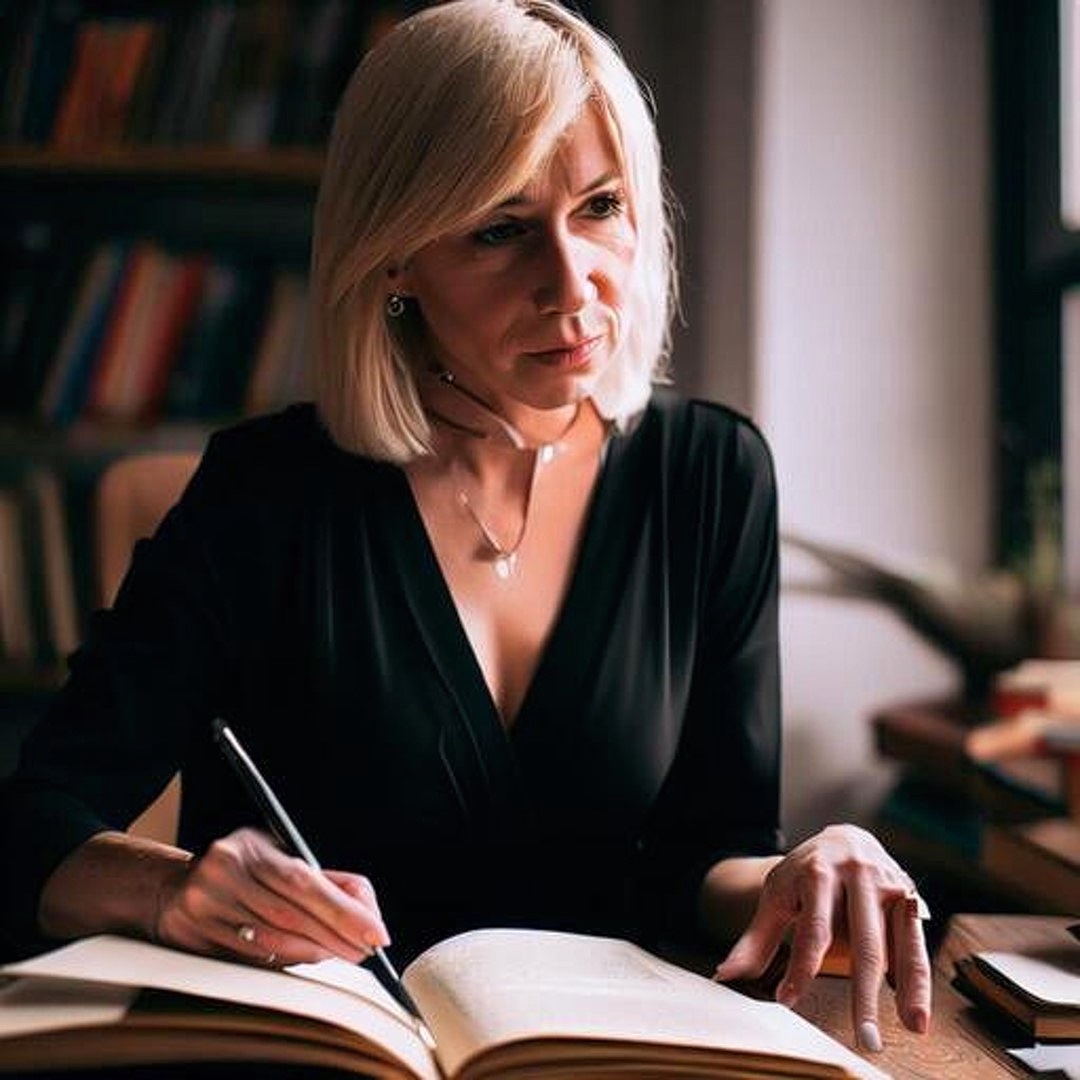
[{"xmin": 154, "ymin": 827, "xmax": 389, "ymax": 968}]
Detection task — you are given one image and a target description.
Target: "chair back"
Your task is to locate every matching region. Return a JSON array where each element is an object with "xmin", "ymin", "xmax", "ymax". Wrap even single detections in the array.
[{"xmin": 95, "ymin": 451, "xmax": 201, "ymax": 843}]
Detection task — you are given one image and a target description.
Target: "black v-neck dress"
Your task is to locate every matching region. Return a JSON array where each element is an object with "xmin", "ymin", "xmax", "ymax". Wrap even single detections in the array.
[{"xmin": 0, "ymin": 390, "xmax": 782, "ymax": 962}]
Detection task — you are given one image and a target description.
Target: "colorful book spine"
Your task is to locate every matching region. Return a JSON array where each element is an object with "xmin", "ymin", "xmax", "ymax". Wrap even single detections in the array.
[{"xmin": 38, "ymin": 243, "xmax": 128, "ymax": 426}]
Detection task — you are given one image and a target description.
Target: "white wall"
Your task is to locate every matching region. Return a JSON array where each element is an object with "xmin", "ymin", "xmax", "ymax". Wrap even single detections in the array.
[{"xmin": 753, "ymin": 0, "xmax": 993, "ymax": 839}]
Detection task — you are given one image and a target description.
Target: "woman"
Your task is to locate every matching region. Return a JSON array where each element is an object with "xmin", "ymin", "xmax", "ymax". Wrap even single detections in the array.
[{"xmin": 0, "ymin": 0, "xmax": 930, "ymax": 1054}]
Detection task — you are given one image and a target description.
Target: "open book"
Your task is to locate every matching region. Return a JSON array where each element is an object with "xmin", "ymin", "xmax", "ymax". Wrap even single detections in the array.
[{"xmin": 0, "ymin": 927, "xmax": 887, "ymax": 1079}]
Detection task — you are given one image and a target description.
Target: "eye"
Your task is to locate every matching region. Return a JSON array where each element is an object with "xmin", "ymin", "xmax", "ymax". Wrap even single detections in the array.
[
  {"xmin": 471, "ymin": 219, "xmax": 528, "ymax": 246},
  {"xmin": 585, "ymin": 191, "xmax": 625, "ymax": 219}
]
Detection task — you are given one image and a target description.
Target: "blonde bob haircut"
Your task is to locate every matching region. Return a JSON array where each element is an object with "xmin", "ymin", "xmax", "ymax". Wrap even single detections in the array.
[{"xmin": 311, "ymin": 0, "xmax": 678, "ymax": 462}]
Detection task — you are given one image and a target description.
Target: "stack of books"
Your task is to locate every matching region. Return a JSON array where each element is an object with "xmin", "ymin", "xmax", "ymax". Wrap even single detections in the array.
[
  {"xmin": 955, "ymin": 944, "xmax": 1080, "ymax": 1041},
  {"xmin": 953, "ymin": 924, "xmax": 1080, "ymax": 1075},
  {"xmin": 871, "ymin": 671, "xmax": 1080, "ymax": 915}
]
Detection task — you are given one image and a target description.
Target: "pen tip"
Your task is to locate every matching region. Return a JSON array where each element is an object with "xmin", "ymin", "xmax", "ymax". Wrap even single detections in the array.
[{"xmin": 211, "ymin": 718, "xmax": 227, "ymax": 740}]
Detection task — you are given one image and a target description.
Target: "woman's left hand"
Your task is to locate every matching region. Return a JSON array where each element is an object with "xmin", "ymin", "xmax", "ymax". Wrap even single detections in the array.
[{"xmin": 713, "ymin": 824, "xmax": 932, "ymax": 1052}]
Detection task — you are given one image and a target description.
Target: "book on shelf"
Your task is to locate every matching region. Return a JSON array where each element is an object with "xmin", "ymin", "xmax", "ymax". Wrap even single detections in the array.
[
  {"xmin": 0, "ymin": 465, "xmax": 80, "ymax": 672},
  {"xmin": 0, "ymin": 929, "xmax": 887, "ymax": 1080},
  {"xmin": 0, "ymin": 220, "xmax": 82, "ymax": 416},
  {"xmin": 872, "ymin": 700, "xmax": 1066, "ymax": 821},
  {"xmin": 20, "ymin": 239, "xmax": 305, "ymax": 425},
  {"xmin": 954, "ymin": 945, "xmax": 1080, "ymax": 1041},
  {"xmin": 206, "ymin": 0, "xmax": 293, "ymax": 148},
  {"xmin": 0, "ymin": 1, "xmax": 47, "ymax": 142},
  {"xmin": 11, "ymin": 0, "xmax": 82, "ymax": 145},
  {"xmin": 86, "ymin": 245, "xmax": 210, "ymax": 423},
  {"xmin": 26, "ymin": 467, "xmax": 80, "ymax": 664},
  {"xmin": 164, "ymin": 260, "xmax": 268, "ymax": 420},
  {"xmin": 37, "ymin": 241, "xmax": 128, "ymax": 425},
  {"xmin": 130, "ymin": 254, "xmax": 210, "ymax": 420},
  {"xmin": 1, "ymin": 0, "xmax": 384, "ymax": 150},
  {"xmin": 0, "ymin": 487, "xmax": 33, "ymax": 667},
  {"xmin": 271, "ymin": 0, "xmax": 359, "ymax": 146},
  {"xmin": 246, "ymin": 270, "xmax": 310, "ymax": 415},
  {"xmin": 51, "ymin": 16, "xmax": 158, "ymax": 148},
  {"xmin": 85, "ymin": 241, "xmax": 162, "ymax": 418},
  {"xmin": 981, "ymin": 817, "xmax": 1080, "ymax": 913},
  {"xmin": 172, "ymin": 2, "xmax": 237, "ymax": 145}
]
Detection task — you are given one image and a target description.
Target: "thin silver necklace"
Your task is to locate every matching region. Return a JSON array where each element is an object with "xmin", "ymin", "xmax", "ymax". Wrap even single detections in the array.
[
  {"xmin": 453, "ymin": 453, "xmax": 542, "ymax": 580},
  {"xmin": 432, "ymin": 370, "xmax": 577, "ymax": 580}
]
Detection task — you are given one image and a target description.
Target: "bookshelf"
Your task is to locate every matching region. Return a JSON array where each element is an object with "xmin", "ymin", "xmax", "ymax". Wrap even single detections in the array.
[
  {"xmin": 0, "ymin": 0, "xmax": 616, "ymax": 765},
  {"xmin": 0, "ymin": 0, "xmax": 430, "ymax": 717},
  {"xmin": 0, "ymin": 0, "xmax": 616, "ymax": 740}
]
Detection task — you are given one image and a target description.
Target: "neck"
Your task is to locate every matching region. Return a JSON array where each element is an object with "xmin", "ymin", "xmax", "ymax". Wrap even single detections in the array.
[{"xmin": 423, "ymin": 369, "xmax": 582, "ymax": 453}]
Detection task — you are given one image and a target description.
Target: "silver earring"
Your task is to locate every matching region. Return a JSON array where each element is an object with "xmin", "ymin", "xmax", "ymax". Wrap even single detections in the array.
[{"xmin": 386, "ymin": 293, "xmax": 406, "ymax": 318}]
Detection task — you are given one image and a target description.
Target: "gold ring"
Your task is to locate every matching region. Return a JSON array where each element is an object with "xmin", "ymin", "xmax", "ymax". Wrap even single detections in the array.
[{"xmin": 237, "ymin": 924, "xmax": 257, "ymax": 945}]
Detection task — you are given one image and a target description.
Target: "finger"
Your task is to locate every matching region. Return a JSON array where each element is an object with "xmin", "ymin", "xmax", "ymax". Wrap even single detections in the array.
[
  {"xmin": 217, "ymin": 829, "xmax": 389, "ymax": 955},
  {"xmin": 192, "ymin": 832, "xmax": 383, "ymax": 961},
  {"xmin": 325, "ymin": 870, "xmax": 388, "ymax": 933},
  {"xmin": 846, "ymin": 868, "xmax": 888, "ymax": 1053},
  {"xmin": 246, "ymin": 857, "xmax": 385, "ymax": 960},
  {"xmin": 889, "ymin": 898, "xmax": 932, "ymax": 1033},
  {"xmin": 776, "ymin": 871, "xmax": 837, "ymax": 1007},
  {"xmin": 157, "ymin": 871, "xmax": 339, "ymax": 966},
  {"xmin": 217, "ymin": 918, "xmax": 306, "ymax": 968},
  {"xmin": 714, "ymin": 901, "xmax": 794, "ymax": 983}
]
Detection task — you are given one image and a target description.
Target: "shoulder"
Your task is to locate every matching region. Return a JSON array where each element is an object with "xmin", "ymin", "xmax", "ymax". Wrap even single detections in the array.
[
  {"xmin": 635, "ymin": 388, "xmax": 776, "ymax": 490},
  {"xmin": 203, "ymin": 403, "xmax": 335, "ymax": 471},
  {"xmin": 196, "ymin": 403, "xmax": 379, "ymax": 493},
  {"xmin": 177, "ymin": 404, "xmax": 389, "ymax": 525}
]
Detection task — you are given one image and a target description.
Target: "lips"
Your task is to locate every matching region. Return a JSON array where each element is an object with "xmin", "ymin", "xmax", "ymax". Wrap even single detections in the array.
[{"xmin": 527, "ymin": 335, "xmax": 604, "ymax": 370}]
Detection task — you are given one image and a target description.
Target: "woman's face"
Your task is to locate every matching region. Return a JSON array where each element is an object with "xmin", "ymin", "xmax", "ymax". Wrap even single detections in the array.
[{"xmin": 400, "ymin": 106, "xmax": 636, "ymax": 421}]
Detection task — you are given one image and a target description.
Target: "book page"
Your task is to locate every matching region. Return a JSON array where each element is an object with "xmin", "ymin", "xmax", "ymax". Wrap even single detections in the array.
[
  {"xmin": 1008, "ymin": 1041, "xmax": 1080, "ymax": 1077},
  {"xmin": 2, "ymin": 936, "xmax": 439, "ymax": 1080},
  {"xmin": 978, "ymin": 949, "xmax": 1080, "ymax": 1006},
  {"xmin": 403, "ymin": 928, "xmax": 887, "ymax": 1080},
  {"xmin": 0, "ymin": 976, "xmax": 135, "ymax": 1038}
]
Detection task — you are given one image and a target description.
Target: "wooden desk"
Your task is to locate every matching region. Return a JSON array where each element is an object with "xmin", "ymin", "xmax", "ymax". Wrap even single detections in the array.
[{"xmin": 795, "ymin": 914, "xmax": 1076, "ymax": 1078}]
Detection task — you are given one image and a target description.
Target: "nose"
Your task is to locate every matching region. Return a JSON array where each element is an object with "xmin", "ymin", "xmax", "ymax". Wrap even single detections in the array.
[{"xmin": 534, "ymin": 231, "xmax": 597, "ymax": 316}]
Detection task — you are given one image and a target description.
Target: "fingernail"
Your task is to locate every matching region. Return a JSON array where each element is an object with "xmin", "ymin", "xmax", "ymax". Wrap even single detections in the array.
[
  {"xmin": 776, "ymin": 981, "xmax": 797, "ymax": 1007},
  {"xmin": 857, "ymin": 1021, "xmax": 883, "ymax": 1053},
  {"xmin": 908, "ymin": 1008, "xmax": 929, "ymax": 1034},
  {"xmin": 366, "ymin": 927, "xmax": 390, "ymax": 948}
]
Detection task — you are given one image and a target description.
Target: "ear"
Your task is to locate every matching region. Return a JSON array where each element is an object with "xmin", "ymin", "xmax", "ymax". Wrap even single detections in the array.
[{"xmin": 385, "ymin": 262, "xmax": 413, "ymax": 296}]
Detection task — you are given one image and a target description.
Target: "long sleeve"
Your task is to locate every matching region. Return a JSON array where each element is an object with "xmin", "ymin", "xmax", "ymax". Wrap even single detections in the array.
[
  {"xmin": 635, "ymin": 413, "xmax": 782, "ymax": 941},
  {"xmin": 0, "ymin": 434, "xmax": 240, "ymax": 955},
  {"xmin": 0, "ymin": 396, "xmax": 785, "ymax": 963}
]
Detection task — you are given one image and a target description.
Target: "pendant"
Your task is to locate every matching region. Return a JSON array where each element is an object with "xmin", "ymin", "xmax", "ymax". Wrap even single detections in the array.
[{"xmin": 493, "ymin": 552, "xmax": 517, "ymax": 579}]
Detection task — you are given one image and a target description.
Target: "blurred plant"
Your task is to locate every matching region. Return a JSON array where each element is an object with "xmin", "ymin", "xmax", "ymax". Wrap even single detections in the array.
[
  {"xmin": 781, "ymin": 461, "xmax": 1080, "ymax": 707},
  {"xmin": 1014, "ymin": 459, "xmax": 1063, "ymax": 598},
  {"xmin": 782, "ymin": 532, "xmax": 1039, "ymax": 708}
]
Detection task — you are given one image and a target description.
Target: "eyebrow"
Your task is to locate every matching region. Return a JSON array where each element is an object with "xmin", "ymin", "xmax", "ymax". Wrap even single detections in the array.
[{"xmin": 496, "ymin": 170, "xmax": 623, "ymax": 208}]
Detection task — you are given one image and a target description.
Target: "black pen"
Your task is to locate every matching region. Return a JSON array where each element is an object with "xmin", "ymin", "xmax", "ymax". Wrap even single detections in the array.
[{"xmin": 211, "ymin": 718, "xmax": 437, "ymax": 1050}]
